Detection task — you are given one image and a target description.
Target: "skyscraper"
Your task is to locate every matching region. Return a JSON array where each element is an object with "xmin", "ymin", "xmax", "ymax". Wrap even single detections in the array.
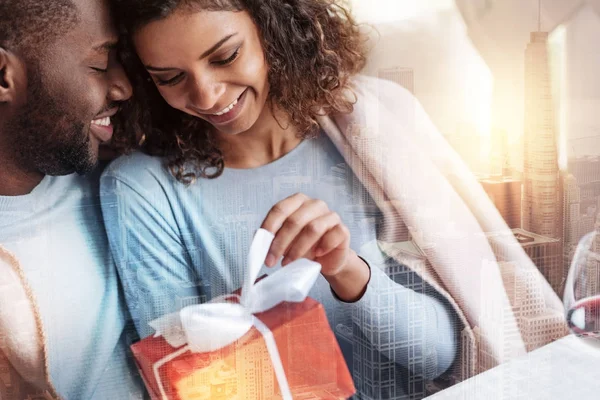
[
  {"xmin": 568, "ymin": 157, "xmax": 600, "ymax": 219},
  {"xmin": 467, "ymin": 259, "xmax": 567, "ymax": 382},
  {"xmin": 476, "ymin": 261, "xmax": 522, "ymax": 376},
  {"xmin": 563, "ymin": 174, "xmax": 582, "ymax": 270},
  {"xmin": 563, "ymin": 174, "xmax": 581, "ymax": 245},
  {"xmin": 580, "ymin": 212, "xmax": 596, "ymax": 243},
  {"xmin": 490, "ymin": 128, "xmax": 510, "ymax": 177},
  {"xmin": 568, "ymin": 156, "xmax": 600, "ymax": 186},
  {"xmin": 480, "ymin": 177, "xmax": 522, "ymax": 229},
  {"xmin": 585, "ymin": 215, "xmax": 600, "ymax": 297},
  {"xmin": 522, "ymin": 28, "xmax": 562, "ymax": 239},
  {"xmin": 488, "ymin": 229, "xmax": 564, "ymax": 296}
]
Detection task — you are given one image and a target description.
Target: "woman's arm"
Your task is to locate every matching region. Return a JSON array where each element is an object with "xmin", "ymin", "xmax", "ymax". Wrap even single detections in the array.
[
  {"xmin": 100, "ymin": 160, "xmax": 200, "ymax": 339},
  {"xmin": 258, "ymin": 191, "xmax": 458, "ymax": 380},
  {"xmin": 327, "ymin": 243, "xmax": 459, "ymax": 381}
]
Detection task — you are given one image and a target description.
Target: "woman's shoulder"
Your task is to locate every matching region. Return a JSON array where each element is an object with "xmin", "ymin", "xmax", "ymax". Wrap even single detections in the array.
[{"xmin": 101, "ymin": 151, "xmax": 170, "ymax": 189}]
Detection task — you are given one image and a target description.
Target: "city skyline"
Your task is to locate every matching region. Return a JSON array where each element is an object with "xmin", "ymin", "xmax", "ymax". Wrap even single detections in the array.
[
  {"xmin": 376, "ymin": 3, "xmax": 579, "ymax": 383},
  {"xmin": 438, "ymin": 3, "xmax": 600, "ymax": 301}
]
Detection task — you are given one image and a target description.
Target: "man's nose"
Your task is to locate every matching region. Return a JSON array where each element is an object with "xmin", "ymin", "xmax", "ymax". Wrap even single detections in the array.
[{"xmin": 107, "ymin": 61, "xmax": 133, "ymax": 102}]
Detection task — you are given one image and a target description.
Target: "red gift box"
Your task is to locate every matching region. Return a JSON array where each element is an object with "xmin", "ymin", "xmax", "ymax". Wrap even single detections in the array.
[{"xmin": 131, "ymin": 296, "xmax": 356, "ymax": 400}]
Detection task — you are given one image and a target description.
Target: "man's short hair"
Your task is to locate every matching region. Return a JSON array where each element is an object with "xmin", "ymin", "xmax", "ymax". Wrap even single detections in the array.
[{"xmin": 0, "ymin": 0, "xmax": 79, "ymax": 56}]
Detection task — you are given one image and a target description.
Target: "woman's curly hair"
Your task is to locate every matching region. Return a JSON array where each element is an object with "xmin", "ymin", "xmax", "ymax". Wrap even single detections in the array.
[{"xmin": 111, "ymin": 0, "xmax": 367, "ymax": 184}]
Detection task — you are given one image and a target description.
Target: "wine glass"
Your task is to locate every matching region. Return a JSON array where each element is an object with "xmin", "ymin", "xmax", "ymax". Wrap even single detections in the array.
[{"xmin": 564, "ymin": 231, "xmax": 600, "ymax": 348}]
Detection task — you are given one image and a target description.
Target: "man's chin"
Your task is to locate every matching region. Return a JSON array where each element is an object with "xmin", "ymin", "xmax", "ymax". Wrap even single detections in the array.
[
  {"xmin": 38, "ymin": 151, "xmax": 98, "ymax": 177},
  {"xmin": 75, "ymin": 160, "xmax": 99, "ymax": 176},
  {"xmin": 42, "ymin": 162, "xmax": 96, "ymax": 177},
  {"xmin": 76, "ymin": 148, "xmax": 100, "ymax": 175}
]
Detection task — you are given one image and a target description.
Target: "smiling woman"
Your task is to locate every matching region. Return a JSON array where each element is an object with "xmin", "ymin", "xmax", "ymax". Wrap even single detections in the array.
[
  {"xmin": 133, "ymin": 11, "xmax": 270, "ymax": 136},
  {"xmin": 111, "ymin": 0, "xmax": 367, "ymax": 182},
  {"xmin": 93, "ymin": 1, "xmax": 570, "ymax": 398},
  {"xmin": 101, "ymin": 0, "xmax": 468, "ymax": 398}
]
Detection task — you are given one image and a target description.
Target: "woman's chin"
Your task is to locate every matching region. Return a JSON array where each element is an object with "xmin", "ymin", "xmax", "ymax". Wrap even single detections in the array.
[{"xmin": 212, "ymin": 119, "xmax": 254, "ymax": 137}]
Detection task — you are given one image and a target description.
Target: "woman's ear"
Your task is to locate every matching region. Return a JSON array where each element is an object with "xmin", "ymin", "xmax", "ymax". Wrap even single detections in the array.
[{"xmin": 0, "ymin": 47, "xmax": 25, "ymax": 104}]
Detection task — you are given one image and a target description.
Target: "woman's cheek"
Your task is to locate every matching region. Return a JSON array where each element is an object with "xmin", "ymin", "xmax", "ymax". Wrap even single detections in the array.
[{"xmin": 236, "ymin": 50, "xmax": 268, "ymax": 83}]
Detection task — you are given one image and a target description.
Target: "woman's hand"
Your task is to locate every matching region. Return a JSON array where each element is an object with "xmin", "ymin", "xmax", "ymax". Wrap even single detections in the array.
[{"xmin": 260, "ymin": 193, "xmax": 370, "ymax": 302}]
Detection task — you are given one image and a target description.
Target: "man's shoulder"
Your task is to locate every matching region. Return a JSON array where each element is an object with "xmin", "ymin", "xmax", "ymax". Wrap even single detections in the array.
[
  {"xmin": 43, "ymin": 171, "xmax": 101, "ymax": 198},
  {"xmin": 0, "ymin": 172, "xmax": 107, "ymax": 242}
]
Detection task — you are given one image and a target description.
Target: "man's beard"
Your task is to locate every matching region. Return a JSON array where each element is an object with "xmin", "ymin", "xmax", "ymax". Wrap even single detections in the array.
[{"xmin": 7, "ymin": 69, "xmax": 96, "ymax": 176}]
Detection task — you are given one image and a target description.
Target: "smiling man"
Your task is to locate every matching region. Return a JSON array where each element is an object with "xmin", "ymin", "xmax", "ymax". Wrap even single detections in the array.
[{"xmin": 0, "ymin": 0, "xmax": 144, "ymax": 399}]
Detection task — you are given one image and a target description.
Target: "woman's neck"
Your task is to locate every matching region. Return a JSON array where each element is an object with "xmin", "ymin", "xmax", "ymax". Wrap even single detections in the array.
[{"xmin": 216, "ymin": 105, "xmax": 302, "ymax": 169}]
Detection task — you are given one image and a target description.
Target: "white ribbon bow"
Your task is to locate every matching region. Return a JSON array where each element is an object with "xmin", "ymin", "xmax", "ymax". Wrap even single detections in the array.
[{"xmin": 149, "ymin": 228, "xmax": 322, "ymax": 400}]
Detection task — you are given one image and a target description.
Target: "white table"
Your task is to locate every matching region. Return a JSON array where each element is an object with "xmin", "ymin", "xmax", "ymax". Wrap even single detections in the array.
[{"xmin": 427, "ymin": 335, "xmax": 600, "ymax": 400}]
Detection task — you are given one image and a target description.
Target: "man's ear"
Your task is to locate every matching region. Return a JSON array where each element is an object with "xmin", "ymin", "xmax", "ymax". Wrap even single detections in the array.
[{"xmin": 0, "ymin": 47, "xmax": 24, "ymax": 104}]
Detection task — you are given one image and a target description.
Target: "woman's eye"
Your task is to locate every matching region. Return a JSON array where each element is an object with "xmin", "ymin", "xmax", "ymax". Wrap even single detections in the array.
[
  {"xmin": 156, "ymin": 73, "xmax": 184, "ymax": 87},
  {"xmin": 152, "ymin": 47, "xmax": 241, "ymax": 86},
  {"xmin": 212, "ymin": 49, "xmax": 240, "ymax": 66},
  {"xmin": 91, "ymin": 67, "xmax": 108, "ymax": 73}
]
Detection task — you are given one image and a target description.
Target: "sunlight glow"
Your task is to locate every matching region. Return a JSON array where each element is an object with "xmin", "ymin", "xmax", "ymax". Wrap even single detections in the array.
[{"xmin": 349, "ymin": 0, "xmax": 454, "ymax": 23}]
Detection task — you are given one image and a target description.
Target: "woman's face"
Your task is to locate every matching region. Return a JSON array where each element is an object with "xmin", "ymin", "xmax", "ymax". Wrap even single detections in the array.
[{"xmin": 133, "ymin": 10, "xmax": 270, "ymax": 135}]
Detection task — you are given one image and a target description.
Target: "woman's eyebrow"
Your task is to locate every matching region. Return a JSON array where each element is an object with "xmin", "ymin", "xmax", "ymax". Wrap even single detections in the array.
[{"xmin": 145, "ymin": 33, "xmax": 238, "ymax": 72}]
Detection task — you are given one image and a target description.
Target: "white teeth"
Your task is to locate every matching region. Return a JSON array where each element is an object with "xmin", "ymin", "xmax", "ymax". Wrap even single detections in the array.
[
  {"xmin": 213, "ymin": 98, "xmax": 239, "ymax": 116},
  {"xmin": 91, "ymin": 117, "xmax": 111, "ymax": 127}
]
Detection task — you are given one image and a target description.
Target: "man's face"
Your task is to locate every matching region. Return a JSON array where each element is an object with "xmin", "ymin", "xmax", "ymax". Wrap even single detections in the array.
[{"xmin": 6, "ymin": 0, "xmax": 132, "ymax": 176}]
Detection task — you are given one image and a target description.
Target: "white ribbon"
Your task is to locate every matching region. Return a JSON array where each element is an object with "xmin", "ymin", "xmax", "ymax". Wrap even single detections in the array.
[{"xmin": 149, "ymin": 228, "xmax": 322, "ymax": 400}]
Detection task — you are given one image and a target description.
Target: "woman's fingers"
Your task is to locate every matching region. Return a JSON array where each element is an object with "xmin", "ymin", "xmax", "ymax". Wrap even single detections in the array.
[
  {"xmin": 314, "ymin": 224, "xmax": 350, "ymax": 258},
  {"xmin": 260, "ymin": 193, "xmax": 307, "ymax": 234},
  {"xmin": 262, "ymin": 195, "xmax": 329, "ymax": 266},
  {"xmin": 281, "ymin": 211, "xmax": 342, "ymax": 266},
  {"xmin": 260, "ymin": 193, "xmax": 351, "ymax": 274}
]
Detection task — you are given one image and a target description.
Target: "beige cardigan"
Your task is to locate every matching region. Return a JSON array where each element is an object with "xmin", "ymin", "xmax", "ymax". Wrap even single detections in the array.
[
  {"xmin": 0, "ymin": 246, "xmax": 58, "ymax": 399},
  {"xmin": 318, "ymin": 75, "xmax": 567, "ymax": 378}
]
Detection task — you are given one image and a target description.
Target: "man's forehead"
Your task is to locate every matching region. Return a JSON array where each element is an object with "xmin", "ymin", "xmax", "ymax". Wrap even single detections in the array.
[
  {"xmin": 70, "ymin": 0, "xmax": 118, "ymax": 50},
  {"xmin": 92, "ymin": 39, "xmax": 118, "ymax": 54}
]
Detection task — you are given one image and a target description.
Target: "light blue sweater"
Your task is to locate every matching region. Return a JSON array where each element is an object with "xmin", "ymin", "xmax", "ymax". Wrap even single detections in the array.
[
  {"xmin": 0, "ymin": 170, "xmax": 145, "ymax": 399},
  {"xmin": 101, "ymin": 134, "xmax": 458, "ymax": 399}
]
